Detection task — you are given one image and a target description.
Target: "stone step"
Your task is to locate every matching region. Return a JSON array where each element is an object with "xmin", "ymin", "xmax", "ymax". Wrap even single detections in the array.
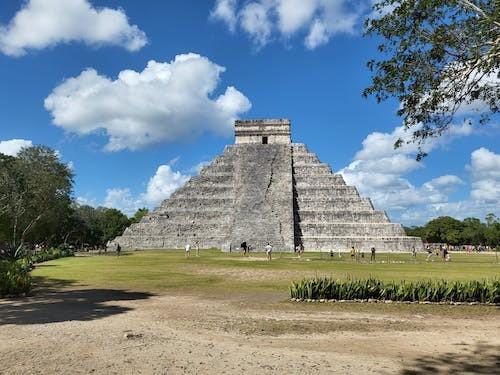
[
  {"xmin": 114, "ymin": 235, "xmax": 231, "ymax": 250},
  {"xmin": 294, "ymin": 197, "xmax": 374, "ymax": 210},
  {"xmin": 293, "ymin": 174, "xmax": 345, "ymax": 185},
  {"xmin": 296, "ymin": 236, "xmax": 423, "ymax": 252},
  {"xmin": 160, "ymin": 197, "xmax": 233, "ymax": 208},
  {"xmin": 295, "ymin": 186, "xmax": 359, "ymax": 198},
  {"xmin": 145, "ymin": 210, "xmax": 232, "ymax": 222},
  {"xmin": 295, "ymin": 210, "xmax": 389, "ymax": 223},
  {"xmin": 297, "ymin": 222, "xmax": 406, "ymax": 236},
  {"xmin": 292, "ymin": 163, "xmax": 332, "ymax": 172},
  {"xmin": 292, "ymin": 154, "xmax": 320, "ymax": 164},
  {"xmin": 172, "ymin": 185, "xmax": 233, "ymax": 197},
  {"xmin": 189, "ymin": 174, "xmax": 233, "ymax": 184}
]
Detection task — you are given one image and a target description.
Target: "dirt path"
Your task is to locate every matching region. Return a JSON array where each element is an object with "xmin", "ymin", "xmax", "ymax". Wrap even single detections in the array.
[{"xmin": 1, "ymin": 288, "xmax": 499, "ymax": 374}]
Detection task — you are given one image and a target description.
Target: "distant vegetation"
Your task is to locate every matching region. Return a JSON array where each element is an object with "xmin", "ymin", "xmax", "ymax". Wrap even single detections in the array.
[{"xmin": 405, "ymin": 215, "xmax": 500, "ymax": 247}]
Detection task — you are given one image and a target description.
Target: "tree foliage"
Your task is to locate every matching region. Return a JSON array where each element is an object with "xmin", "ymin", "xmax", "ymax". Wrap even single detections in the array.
[
  {"xmin": 405, "ymin": 214, "xmax": 500, "ymax": 246},
  {"xmin": 130, "ymin": 207, "xmax": 149, "ymax": 224},
  {"xmin": 0, "ymin": 146, "xmax": 73, "ymax": 259},
  {"xmin": 365, "ymin": 0, "xmax": 499, "ymax": 159}
]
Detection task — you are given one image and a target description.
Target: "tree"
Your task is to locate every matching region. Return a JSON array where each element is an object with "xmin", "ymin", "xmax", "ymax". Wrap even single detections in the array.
[
  {"xmin": 97, "ymin": 208, "xmax": 130, "ymax": 246},
  {"xmin": 0, "ymin": 146, "xmax": 73, "ymax": 259},
  {"xmin": 461, "ymin": 217, "xmax": 486, "ymax": 244},
  {"xmin": 365, "ymin": 0, "xmax": 499, "ymax": 159},
  {"xmin": 130, "ymin": 208, "xmax": 149, "ymax": 224},
  {"xmin": 423, "ymin": 216, "xmax": 464, "ymax": 244}
]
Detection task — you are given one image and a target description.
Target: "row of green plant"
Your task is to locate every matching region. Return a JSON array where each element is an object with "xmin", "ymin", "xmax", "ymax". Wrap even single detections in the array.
[
  {"xmin": 0, "ymin": 260, "xmax": 32, "ymax": 297},
  {"xmin": 289, "ymin": 277, "xmax": 500, "ymax": 304}
]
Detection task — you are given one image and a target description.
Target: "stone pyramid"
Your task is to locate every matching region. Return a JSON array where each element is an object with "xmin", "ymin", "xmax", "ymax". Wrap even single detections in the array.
[{"xmin": 114, "ymin": 119, "xmax": 422, "ymax": 252}]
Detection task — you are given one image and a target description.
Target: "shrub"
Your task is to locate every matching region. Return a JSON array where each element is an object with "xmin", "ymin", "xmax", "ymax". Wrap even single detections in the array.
[
  {"xmin": 289, "ymin": 277, "xmax": 500, "ymax": 304},
  {"xmin": 28, "ymin": 247, "xmax": 74, "ymax": 264},
  {"xmin": 0, "ymin": 260, "xmax": 32, "ymax": 297}
]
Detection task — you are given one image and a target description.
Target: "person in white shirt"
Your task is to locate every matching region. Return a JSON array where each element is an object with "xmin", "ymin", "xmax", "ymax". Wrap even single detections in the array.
[
  {"xmin": 185, "ymin": 243, "xmax": 191, "ymax": 258},
  {"xmin": 265, "ymin": 242, "xmax": 272, "ymax": 261}
]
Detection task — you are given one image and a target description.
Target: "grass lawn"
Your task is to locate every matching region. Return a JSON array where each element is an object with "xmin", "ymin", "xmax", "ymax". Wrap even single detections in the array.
[{"xmin": 32, "ymin": 250, "xmax": 499, "ymax": 297}]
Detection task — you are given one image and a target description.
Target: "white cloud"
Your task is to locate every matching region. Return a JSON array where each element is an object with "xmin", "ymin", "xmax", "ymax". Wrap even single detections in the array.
[
  {"xmin": 340, "ymin": 124, "xmax": 499, "ymax": 225},
  {"xmin": 211, "ymin": 0, "xmax": 361, "ymax": 49},
  {"xmin": 86, "ymin": 158, "xmax": 192, "ymax": 216},
  {"xmin": 44, "ymin": 53, "xmax": 251, "ymax": 151},
  {"xmin": 141, "ymin": 164, "xmax": 190, "ymax": 207},
  {"xmin": 469, "ymin": 147, "xmax": 500, "ymax": 202},
  {"xmin": 0, "ymin": 139, "xmax": 33, "ymax": 156},
  {"xmin": 399, "ymin": 148, "xmax": 500, "ymax": 225},
  {"xmin": 0, "ymin": 0, "xmax": 147, "ymax": 57},
  {"xmin": 339, "ymin": 123, "xmax": 477, "ymax": 215},
  {"xmin": 210, "ymin": 0, "xmax": 238, "ymax": 32},
  {"xmin": 240, "ymin": 1, "xmax": 274, "ymax": 47},
  {"xmin": 103, "ymin": 188, "xmax": 143, "ymax": 216}
]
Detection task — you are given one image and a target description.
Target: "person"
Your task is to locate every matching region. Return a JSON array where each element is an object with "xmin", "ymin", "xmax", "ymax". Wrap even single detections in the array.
[
  {"xmin": 330, "ymin": 249, "xmax": 334, "ymax": 258},
  {"xmin": 370, "ymin": 247, "xmax": 376, "ymax": 262},
  {"xmin": 241, "ymin": 241, "xmax": 247, "ymax": 255},
  {"xmin": 350, "ymin": 246, "xmax": 356, "ymax": 260},
  {"xmin": 426, "ymin": 245, "xmax": 434, "ymax": 261},
  {"xmin": 116, "ymin": 243, "xmax": 121, "ymax": 257},
  {"xmin": 360, "ymin": 249, "xmax": 364, "ymax": 260},
  {"xmin": 185, "ymin": 243, "xmax": 191, "ymax": 258},
  {"xmin": 411, "ymin": 246, "xmax": 417, "ymax": 260},
  {"xmin": 195, "ymin": 241, "xmax": 200, "ymax": 257},
  {"xmin": 265, "ymin": 242, "xmax": 273, "ymax": 261},
  {"xmin": 443, "ymin": 247, "xmax": 449, "ymax": 262}
]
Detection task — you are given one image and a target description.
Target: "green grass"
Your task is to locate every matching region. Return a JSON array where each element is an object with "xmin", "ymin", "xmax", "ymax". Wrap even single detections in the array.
[{"xmin": 32, "ymin": 250, "xmax": 499, "ymax": 296}]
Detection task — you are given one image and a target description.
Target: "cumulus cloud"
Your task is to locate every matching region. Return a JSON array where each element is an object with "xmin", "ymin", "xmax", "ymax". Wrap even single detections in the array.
[
  {"xmin": 210, "ymin": 0, "xmax": 238, "ymax": 32},
  {"xmin": 469, "ymin": 147, "xmax": 500, "ymax": 202},
  {"xmin": 398, "ymin": 148, "xmax": 500, "ymax": 225},
  {"xmin": 0, "ymin": 0, "xmax": 147, "ymax": 57},
  {"xmin": 0, "ymin": 139, "xmax": 33, "ymax": 156},
  {"xmin": 141, "ymin": 164, "xmax": 190, "ymax": 206},
  {"xmin": 339, "ymin": 123, "xmax": 476, "ymax": 214},
  {"xmin": 340, "ymin": 123, "xmax": 499, "ymax": 225},
  {"xmin": 210, "ymin": 0, "xmax": 361, "ymax": 49},
  {"xmin": 44, "ymin": 53, "xmax": 251, "ymax": 151},
  {"xmin": 82, "ymin": 159, "xmax": 193, "ymax": 216}
]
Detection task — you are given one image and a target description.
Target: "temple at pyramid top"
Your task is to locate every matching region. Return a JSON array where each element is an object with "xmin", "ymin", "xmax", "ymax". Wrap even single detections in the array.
[{"xmin": 235, "ymin": 118, "xmax": 291, "ymax": 144}]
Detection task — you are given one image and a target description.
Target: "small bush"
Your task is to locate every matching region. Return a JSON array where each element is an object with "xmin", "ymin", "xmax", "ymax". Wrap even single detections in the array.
[
  {"xmin": 289, "ymin": 277, "xmax": 500, "ymax": 304},
  {"xmin": 28, "ymin": 247, "xmax": 74, "ymax": 264},
  {"xmin": 0, "ymin": 260, "xmax": 32, "ymax": 297}
]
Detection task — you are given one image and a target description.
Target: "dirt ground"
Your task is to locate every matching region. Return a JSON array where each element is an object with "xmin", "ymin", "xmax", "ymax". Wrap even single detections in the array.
[{"xmin": 1, "ymin": 286, "xmax": 499, "ymax": 375}]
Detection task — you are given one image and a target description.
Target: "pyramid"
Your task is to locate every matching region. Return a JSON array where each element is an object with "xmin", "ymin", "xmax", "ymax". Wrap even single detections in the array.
[{"xmin": 114, "ymin": 119, "xmax": 422, "ymax": 252}]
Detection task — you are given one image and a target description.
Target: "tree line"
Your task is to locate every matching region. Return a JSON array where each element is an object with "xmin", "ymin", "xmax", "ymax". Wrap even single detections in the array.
[
  {"xmin": 0, "ymin": 146, "xmax": 148, "ymax": 260},
  {"xmin": 405, "ymin": 215, "xmax": 500, "ymax": 247}
]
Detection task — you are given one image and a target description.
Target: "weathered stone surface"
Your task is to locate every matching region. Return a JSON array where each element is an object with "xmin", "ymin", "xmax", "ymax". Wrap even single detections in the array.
[{"xmin": 113, "ymin": 119, "xmax": 422, "ymax": 252}]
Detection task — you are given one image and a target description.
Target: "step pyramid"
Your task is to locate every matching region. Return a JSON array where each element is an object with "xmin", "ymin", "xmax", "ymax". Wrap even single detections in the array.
[{"xmin": 114, "ymin": 119, "xmax": 422, "ymax": 252}]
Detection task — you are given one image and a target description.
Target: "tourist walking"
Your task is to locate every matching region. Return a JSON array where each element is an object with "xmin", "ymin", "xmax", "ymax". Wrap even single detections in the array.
[
  {"xmin": 370, "ymin": 247, "xmax": 376, "ymax": 262},
  {"xmin": 185, "ymin": 243, "xmax": 191, "ymax": 258},
  {"xmin": 265, "ymin": 242, "xmax": 273, "ymax": 261},
  {"xmin": 411, "ymin": 246, "xmax": 417, "ymax": 260},
  {"xmin": 116, "ymin": 244, "xmax": 121, "ymax": 257},
  {"xmin": 426, "ymin": 246, "xmax": 434, "ymax": 261},
  {"xmin": 350, "ymin": 246, "xmax": 356, "ymax": 261},
  {"xmin": 195, "ymin": 241, "xmax": 200, "ymax": 257},
  {"xmin": 241, "ymin": 241, "xmax": 247, "ymax": 255}
]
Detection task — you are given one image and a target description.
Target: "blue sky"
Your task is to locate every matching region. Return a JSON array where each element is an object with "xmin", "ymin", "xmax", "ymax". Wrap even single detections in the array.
[{"xmin": 0, "ymin": 0, "xmax": 498, "ymax": 225}]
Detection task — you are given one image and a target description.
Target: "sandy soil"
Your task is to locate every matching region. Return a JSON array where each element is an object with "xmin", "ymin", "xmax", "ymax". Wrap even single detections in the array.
[{"xmin": 1, "ymin": 288, "xmax": 499, "ymax": 374}]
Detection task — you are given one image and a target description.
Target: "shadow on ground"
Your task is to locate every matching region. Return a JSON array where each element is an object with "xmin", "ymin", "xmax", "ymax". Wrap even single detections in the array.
[
  {"xmin": 0, "ymin": 287, "xmax": 153, "ymax": 325},
  {"xmin": 400, "ymin": 342, "xmax": 500, "ymax": 374}
]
